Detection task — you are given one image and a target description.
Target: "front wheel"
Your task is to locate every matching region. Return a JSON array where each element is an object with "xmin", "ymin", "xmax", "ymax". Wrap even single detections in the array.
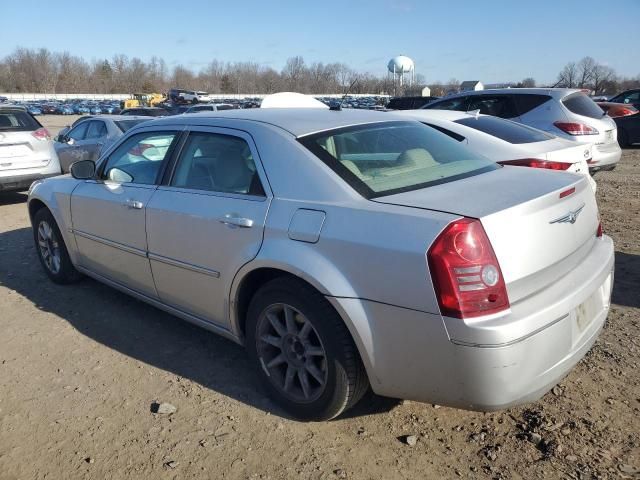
[
  {"xmin": 33, "ymin": 208, "xmax": 82, "ymax": 284},
  {"xmin": 246, "ymin": 278, "xmax": 369, "ymax": 421}
]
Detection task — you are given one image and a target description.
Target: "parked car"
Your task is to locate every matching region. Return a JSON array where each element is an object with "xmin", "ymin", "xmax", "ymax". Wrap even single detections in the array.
[
  {"xmin": 26, "ymin": 105, "xmax": 42, "ymax": 116},
  {"xmin": 607, "ymin": 89, "xmax": 640, "ymax": 110},
  {"xmin": 28, "ymin": 109, "xmax": 613, "ymax": 420},
  {"xmin": 597, "ymin": 102, "xmax": 638, "ymax": 119},
  {"xmin": 56, "ymin": 105, "xmax": 75, "ymax": 115},
  {"xmin": 120, "ymin": 107, "xmax": 169, "ymax": 117},
  {"xmin": 386, "ymin": 96, "xmax": 439, "ymax": 110},
  {"xmin": 395, "ymin": 110, "xmax": 596, "ymax": 191},
  {"xmin": 423, "ymin": 88, "xmax": 621, "ymax": 174},
  {"xmin": 0, "ymin": 105, "xmax": 61, "ymax": 192},
  {"xmin": 184, "ymin": 103, "xmax": 235, "ymax": 113},
  {"xmin": 55, "ymin": 115, "xmax": 150, "ymax": 172},
  {"xmin": 598, "ymin": 103, "xmax": 640, "ymax": 147}
]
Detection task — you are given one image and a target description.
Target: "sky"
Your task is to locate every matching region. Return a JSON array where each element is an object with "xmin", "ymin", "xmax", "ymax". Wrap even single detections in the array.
[{"xmin": 1, "ymin": 0, "xmax": 639, "ymax": 85}]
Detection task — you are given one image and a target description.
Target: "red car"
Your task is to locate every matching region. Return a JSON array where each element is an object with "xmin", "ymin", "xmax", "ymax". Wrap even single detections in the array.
[{"xmin": 597, "ymin": 102, "xmax": 638, "ymax": 118}]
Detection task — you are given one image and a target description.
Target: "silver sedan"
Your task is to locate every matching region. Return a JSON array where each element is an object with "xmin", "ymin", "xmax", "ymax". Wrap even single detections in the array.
[{"xmin": 27, "ymin": 109, "xmax": 614, "ymax": 420}]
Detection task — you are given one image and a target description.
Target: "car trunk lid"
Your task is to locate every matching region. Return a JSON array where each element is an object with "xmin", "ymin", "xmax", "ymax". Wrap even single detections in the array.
[{"xmin": 373, "ymin": 166, "xmax": 599, "ymax": 303}]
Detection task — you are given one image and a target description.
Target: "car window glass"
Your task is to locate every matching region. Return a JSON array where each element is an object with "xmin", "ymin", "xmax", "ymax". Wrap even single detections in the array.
[
  {"xmin": 514, "ymin": 94, "xmax": 551, "ymax": 115},
  {"xmin": 68, "ymin": 122, "xmax": 89, "ymax": 141},
  {"xmin": 301, "ymin": 121, "xmax": 498, "ymax": 198},
  {"xmin": 424, "ymin": 96, "xmax": 468, "ymax": 111},
  {"xmin": 455, "ymin": 116, "xmax": 554, "ymax": 144},
  {"xmin": 466, "ymin": 96, "xmax": 518, "ymax": 118},
  {"xmin": 170, "ymin": 132, "xmax": 264, "ymax": 196},
  {"xmin": 101, "ymin": 131, "xmax": 177, "ymax": 185},
  {"xmin": 0, "ymin": 110, "xmax": 40, "ymax": 131},
  {"xmin": 562, "ymin": 93, "xmax": 605, "ymax": 119},
  {"xmin": 85, "ymin": 121, "xmax": 107, "ymax": 139}
]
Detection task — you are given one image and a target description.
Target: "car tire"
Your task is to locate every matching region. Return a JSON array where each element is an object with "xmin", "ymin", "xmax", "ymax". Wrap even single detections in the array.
[
  {"xmin": 246, "ymin": 277, "xmax": 369, "ymax": 421},
  {"xmin": 33, "ymin": 208, "xmax": 83, "ymax": 284}
]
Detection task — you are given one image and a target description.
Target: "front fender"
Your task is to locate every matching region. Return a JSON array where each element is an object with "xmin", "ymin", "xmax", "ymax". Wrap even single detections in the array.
[{"xmin": 28, "ymin": 176, "xmax": 82, "ymax": 265}]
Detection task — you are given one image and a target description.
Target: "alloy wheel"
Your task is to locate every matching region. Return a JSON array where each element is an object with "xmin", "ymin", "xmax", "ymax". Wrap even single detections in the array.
[{"xmin": 37, "ymin": 220, "xmax": 61, "ymax": 274}]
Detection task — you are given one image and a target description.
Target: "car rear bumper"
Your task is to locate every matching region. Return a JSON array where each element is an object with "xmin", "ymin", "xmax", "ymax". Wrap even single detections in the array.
[
  {"xmin": 329, "ymin": 235, "xmax": 614, "ymax": 410},
  {"xmin": 589, "ymin": 142, "xmax": 621, "ymax": 173},
  {"xmin": 0, "ymin": 171, "xmax": 60, "ymax": 192}
]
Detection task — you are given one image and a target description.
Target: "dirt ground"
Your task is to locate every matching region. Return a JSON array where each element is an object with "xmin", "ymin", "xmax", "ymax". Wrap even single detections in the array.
[{"xmin": 0, "ymin": 116, "xmax": 638, "ymax": 480}]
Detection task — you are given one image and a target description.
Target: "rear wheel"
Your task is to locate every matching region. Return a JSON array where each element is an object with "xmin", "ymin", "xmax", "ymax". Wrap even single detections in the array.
[
  {"xmin": 246, "ymin": 277, "xmax": 369, "ymax": 421},
  {"xmin": 33, "ymin": 208, "xmax": 82, "ymax": 284}
]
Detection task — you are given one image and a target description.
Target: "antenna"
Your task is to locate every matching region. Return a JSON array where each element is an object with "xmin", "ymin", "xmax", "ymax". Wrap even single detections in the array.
[{"xmin": 331, "ymin": 77, "xmax": 360, "ymax": 111}]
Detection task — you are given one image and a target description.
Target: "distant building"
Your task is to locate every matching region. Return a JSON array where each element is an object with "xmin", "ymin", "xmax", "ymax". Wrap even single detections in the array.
[
  {"xmin": 460, "ymin": 80, "xmax": 484, "ymax": 92},
  {"xmin": 421, "ymin": 86, "xmax": 431, "ymax": 97}
]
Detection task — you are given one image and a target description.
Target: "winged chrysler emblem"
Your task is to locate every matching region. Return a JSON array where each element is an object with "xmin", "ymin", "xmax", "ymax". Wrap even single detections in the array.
[{"xmin": 550, "ymin": 204, "xmax": 585, "ymax": 225}]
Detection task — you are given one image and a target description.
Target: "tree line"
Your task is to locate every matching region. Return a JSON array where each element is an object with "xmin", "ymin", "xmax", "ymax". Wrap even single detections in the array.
[{"xmin": 0, "ymin": 48, "xmax": 637, "ymax": 96}]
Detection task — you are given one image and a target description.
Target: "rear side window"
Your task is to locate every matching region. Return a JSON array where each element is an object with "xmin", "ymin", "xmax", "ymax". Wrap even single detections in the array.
[
  {"xmin": 300, "ymin": 121, "xmax": 498, "ymax": 198},
  {"xmin": 514, "ymin": 94, "xmax": 551, "ymax": 115},
  {"xmin": 423, "ymin": 96, "xmax": 468, "ymax": 112},
  {"xmin": 86, "ymin": 121, "xmax": 108, "ymax": 139},
  {"xmin": 0, "ymin": 110, "xmax": 40, "ymax": 132},
  {"xmin": 562, "ymin": 93, "xmax": 605, "ymax": 119},
  {"xmin": 466, "ymin": 96, "xmax": 518, "ymax": 119},
  {"xmin": 456, "ymin": 116, "xmax": 553, "ymax": 144}
]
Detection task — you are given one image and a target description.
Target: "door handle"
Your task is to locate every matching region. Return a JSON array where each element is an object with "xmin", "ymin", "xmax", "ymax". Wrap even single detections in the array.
[
  {"xmin": 220, "ymin": 214, "xmax": 253, "ymax": 228},
  {"xmin": 124, "ymin": 199, "xmax": 144, "ymax": 209}
]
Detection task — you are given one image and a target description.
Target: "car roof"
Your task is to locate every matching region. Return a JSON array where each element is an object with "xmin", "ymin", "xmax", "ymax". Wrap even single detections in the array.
[
  {"xmin": 437, "ymin": 88, "xmax": 580, "ymax": 99},
  {"xmin": 395, "ymin": 109, "xmax": 483, "ymax": 122},
  {"xmin": 145, "ymin": 108, "xmax": 409, "ymax": 137}
]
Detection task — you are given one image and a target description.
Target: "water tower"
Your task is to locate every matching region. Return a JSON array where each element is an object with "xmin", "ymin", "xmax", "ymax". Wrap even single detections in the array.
[{"xmin": 387, "ymin": 55, "xmax": 415, "ymax": 94}]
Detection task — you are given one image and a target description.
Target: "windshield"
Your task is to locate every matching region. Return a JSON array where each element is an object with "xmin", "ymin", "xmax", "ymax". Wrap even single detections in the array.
[
  {"xmin": 299, "ymin": 121, "xmax": 498, "ymax": 198},
  {"xmin": 455, "ymin": 116, "xmax": 554, "ymax": 144},
  {"xmin": 115, "ymin": 119, "xmax": 149, "ymax": 132}
]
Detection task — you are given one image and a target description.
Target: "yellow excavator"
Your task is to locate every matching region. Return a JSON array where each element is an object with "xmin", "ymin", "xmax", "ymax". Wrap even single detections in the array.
[{"xmin": 120, "ymin": 93, "xmax": 166, "ymax": 109}]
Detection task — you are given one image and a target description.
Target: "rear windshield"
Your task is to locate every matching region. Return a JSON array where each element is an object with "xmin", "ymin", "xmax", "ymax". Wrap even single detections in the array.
[
  {"xmin": 455, "ymin": 116, "xmax": 553, "ymax": 144},
  {"xmin": 562, "ymin": 93, "xmax": 605, "ymax": 119},
  {"xmin": 0, "ymin": 110, "xmax": 41, "ymax": 132},
  {"xmin": 115, "ymin": 119, "xmax": 149, "ymax": 132},
  {"xmin": 299, "ymin": 121, "xmax": 498, "ymax": 198}
]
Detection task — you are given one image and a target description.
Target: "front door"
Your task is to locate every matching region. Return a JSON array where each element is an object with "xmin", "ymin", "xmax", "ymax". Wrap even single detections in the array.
[
  {"xmin": 70, "ymin": 129, "xmax": 181, "ymax": 298},
  {"xmin": 145, "ymin": 128, "xmax": 271, "ymax": 327}
]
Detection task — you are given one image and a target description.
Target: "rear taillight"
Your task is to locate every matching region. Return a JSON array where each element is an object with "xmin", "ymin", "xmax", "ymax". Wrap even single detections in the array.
[
  {"xmin": 32, "ymin": 127, "xmax": 51, "ymax": 141},
  {"xmin": 498, "ymin": 158, "xmax": 572, "ymax": 171},
  {"xmin": 553, "ymin": 121, "xmax": 599, "ymax": 136},
  {"xmin": 597, "ymin": 221, "xmax": 603, "ymax": 237},
  {"xmin": 427, "ymin": 218, "xmax": 510, "ymax": 319}
]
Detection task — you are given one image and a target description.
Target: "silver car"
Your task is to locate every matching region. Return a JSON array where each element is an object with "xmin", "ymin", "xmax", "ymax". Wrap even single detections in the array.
[
  {"xmin": 55, "ymin": 115, "xmax": 150, "ymax": 173},
  {"xmin": 0, "ymin": 105, "xmax": 61, "ymax": 192},
  {"xmin": 423, "ymin": 88, "xmax": 621, "ymax": 173},
  {"xmin": 27, "ymin": 109, "xmax": 614, "ymax": 420}
]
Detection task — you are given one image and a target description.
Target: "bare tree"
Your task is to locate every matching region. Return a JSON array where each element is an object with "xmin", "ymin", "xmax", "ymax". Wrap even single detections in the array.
[
  {"xmin": 521, "ymin": 77, "xmax": 536, "ymax": 88},
  {"xmin": 591, "ymin": 64, "xmax": 616, "ymax": 95}
]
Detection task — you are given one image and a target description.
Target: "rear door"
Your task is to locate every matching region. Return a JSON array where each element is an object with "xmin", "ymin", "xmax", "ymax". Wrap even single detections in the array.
[
  {"xmin": 83, "ymin": 120, "xmax": 109, "ymax": 161},
  {"xmin": 145, "ymin": 127, "xmax": 271, "ymax": 327},
  {"xmin": 70, "ymin": 128, "xmax": 181, "ymax": 297}
]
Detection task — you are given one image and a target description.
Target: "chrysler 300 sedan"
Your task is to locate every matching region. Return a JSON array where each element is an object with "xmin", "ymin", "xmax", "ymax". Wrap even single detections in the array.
[{"xmin": 27, "ymin": 109, "xmax": 614, "ymax": 420}]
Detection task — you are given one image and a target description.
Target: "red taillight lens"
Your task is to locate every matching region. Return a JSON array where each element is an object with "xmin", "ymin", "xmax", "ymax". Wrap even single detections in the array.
[
  {"xmin": 553, "ymin": 121, "xmax": 599, "ymax": 136},
  {"xmin": 427, "ymin": 218, "xmax": 510, "ymax": 319},
  {"xmin": 597, "ymin": 221, "xmax": 603, "ymax": 237},
  {"xmin": 32, "ymin": 127, "xmax": 51, "ymax": 141},
  {"xmin": 129, "ymin": 143, "xmax": 154, "ymax": 156},
  {"xmin": 498, "ymin": 158, "xmax": 572, "ymax": 171}
]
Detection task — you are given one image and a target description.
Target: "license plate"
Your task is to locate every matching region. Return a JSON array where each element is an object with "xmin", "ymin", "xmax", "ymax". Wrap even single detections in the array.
[
  {"xmin": 0, "ymin": 145, "xmax": 28, "ymax": 158},
  {"xmin": 605, "ymin": 130, "xmax": 614, "ymax": 142},
  {"xmin": 576, "ymin": 293, "xmax": 598, "ymax": 332}
]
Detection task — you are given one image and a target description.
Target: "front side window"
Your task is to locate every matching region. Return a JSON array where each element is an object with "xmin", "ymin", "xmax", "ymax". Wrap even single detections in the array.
[
  {"xmin": 101, "ymin": 131, "xmax": 177, "ymax": 185},
  {"xmin": 68, "ymin": 122, "xmax": 89, "ymax": 141},
  {"xmin": 455, "ymin": 116, "xmax": 554, "ymax": 144},
  {"xmin": 85, "ymin": 121, "xmax": 107, "ymax": 139},
  {"xmin": 300, "ymin": 121, "xmax": 498, "ymax": 198},
  {"xmin": 170, "ymin": 132, "xmax": 264, "ymax": 196}
]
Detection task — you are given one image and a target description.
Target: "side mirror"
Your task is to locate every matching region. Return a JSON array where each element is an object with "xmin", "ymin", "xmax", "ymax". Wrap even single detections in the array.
[{"xmin": 70, "ymin": 160, "xmax": 95, "ymax": 180}]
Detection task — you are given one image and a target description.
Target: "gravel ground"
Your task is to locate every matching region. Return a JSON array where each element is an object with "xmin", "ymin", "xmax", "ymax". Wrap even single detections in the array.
[{"xmin": 0, "ymin": 116, "xmax": 638, "ymax": 480}]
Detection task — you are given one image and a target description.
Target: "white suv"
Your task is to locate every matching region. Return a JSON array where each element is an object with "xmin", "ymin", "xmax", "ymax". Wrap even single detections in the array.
[
  {"xmin": 423, "ymin": 88, "xmax": 621, "ymax": 173},
  {"xmin": 0, "ymin": 106, "xmax": 61, "ymax": 192}
]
